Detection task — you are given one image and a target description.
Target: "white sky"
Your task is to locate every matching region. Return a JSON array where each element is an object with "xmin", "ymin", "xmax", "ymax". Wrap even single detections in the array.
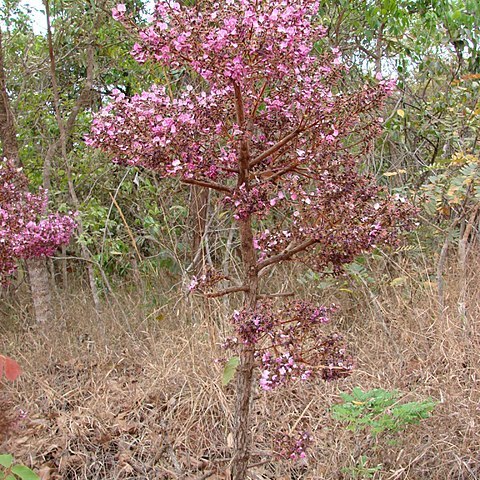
[
  {"xmin": 15, "ymin": 0, "xmax": 155, "ymax": 34},
  {"xmin": 19, "ymin": 0, "xmax": 47, "ymax": 33}
]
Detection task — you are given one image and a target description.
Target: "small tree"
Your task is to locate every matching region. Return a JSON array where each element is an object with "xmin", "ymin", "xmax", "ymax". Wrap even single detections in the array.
[
  {"xmin": 0, "ymin": 159, "xmax": 75, "ymax": 286},
  {"xmin": 87, "ymin": 1, "xmax": 415, "ymax": 477}
]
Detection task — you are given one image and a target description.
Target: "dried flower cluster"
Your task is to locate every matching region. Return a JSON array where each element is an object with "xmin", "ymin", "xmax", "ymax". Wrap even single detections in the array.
[
  {"xmin": 0, "ymin": 159, "xmax": 76, "ymax": 282},
  {"xmin": 187, "ymin": 266, "xmax": 227, "ymax": 292},
  {"xmin": 227, "ymin": 300, "xmax": 352, "ymax": 390},
  {"xmin": 274, "ymin": 429, "xmax": 312, "ymax": 460}
]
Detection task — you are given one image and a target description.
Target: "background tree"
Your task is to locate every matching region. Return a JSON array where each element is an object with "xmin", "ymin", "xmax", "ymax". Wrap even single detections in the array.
[{"xmin": 0, "ymin": 158, "xmax": 75, "ymax": 309}]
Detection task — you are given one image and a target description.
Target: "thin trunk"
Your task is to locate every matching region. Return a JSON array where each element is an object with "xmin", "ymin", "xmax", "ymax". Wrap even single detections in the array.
[
  {"xmin": 231, "ymin": 78, "xmax": 259, "ymax": 480},
  {"xmin": 0, "ymin": 28, "xmax": 53, "ymax": 323},
  {"xmin": 232, "ymin": 216, "xmax": 259, "ymax": 480},
  {"xmin": 44, "ymin": 0, "xmax": 100, "ymax": 310},
  {"xmin": 0, "ymin": 31, "xmax": 17, "ymax": 161},
  {"xmin": 375, "ymin": 22, "xmax": 385, "ymax": 76}
]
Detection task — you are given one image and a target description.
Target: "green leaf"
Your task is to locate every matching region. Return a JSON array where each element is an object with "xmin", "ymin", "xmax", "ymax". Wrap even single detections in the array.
[
  {"xmin": 0, "ymin": 455, "xmax": 13, "ymax": 468},
  {"xmin": 222, "ymin": 356, "xmax": 240, "ymax": 386},
  {"xmin": 10, "ymin": 465, "xmax": 39, "ymax": 480}
]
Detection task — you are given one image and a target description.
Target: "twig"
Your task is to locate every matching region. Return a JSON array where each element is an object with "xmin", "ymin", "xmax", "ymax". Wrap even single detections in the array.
[
  {"xmin": 257, "ymin": 239, "xmax": 316, "ymax": 272},
  {"xmin": 204, "ymin": 286, "xmax": 249, "ymax": 298},
  {"xmin": 258, "ymin": 291, "xmax": 294, "ymax": 299},
  {"xmin": 249, "ymin": 127, "xmax": 303, "ymax": 168},
  {"xmin": 194, "ymin": 471, "xmax": 215, "ymax": 480},
  {"xmin": 182, "ymin": 177, "xmax": 232, "ymax": 193},
  {"xmin": 109, "ymin": 192, "xmax": 142, "ymax": 262}
]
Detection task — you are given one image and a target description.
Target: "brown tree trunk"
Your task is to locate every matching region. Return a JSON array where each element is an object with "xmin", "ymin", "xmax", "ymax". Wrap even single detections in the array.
[
  {"xmin": 230, "ymin": 79, "xmax": 260, "ymax": 480},
  {"xmin": 231, "ymin": 217, "xmax": 259, "ymax": 480},
  {"xmin": 0, "ymin": 28, "xmax": 54, "ymax": 323},
  {"xmin": 26, "ymin": 258, "xmax": 53, "ymax": 323}
]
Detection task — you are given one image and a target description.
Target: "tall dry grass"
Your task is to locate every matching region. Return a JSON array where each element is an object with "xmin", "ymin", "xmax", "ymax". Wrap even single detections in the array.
[{"xmin": 0, "ymin": 251, "xmax": 479, "ymax": 479}]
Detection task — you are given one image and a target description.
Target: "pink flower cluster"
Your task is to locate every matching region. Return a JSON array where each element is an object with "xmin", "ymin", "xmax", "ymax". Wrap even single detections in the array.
[
  {"xmin": 131, "ymin": 0, "xmax": 328, "ymax": 84},
  {"xmin": 228, "ymin": 300, "xmax": 353, "ymax": 390},
  {"xmin": 87, "ymin": 0, "xmax": 413, "ymax": 270},
  {"xmin": 88, "ymin": 2, "xmax": 390, "ymax": 177},
  {"xmin": 0, "ymin": 159, "xmax": 76, "ymax": 282}
]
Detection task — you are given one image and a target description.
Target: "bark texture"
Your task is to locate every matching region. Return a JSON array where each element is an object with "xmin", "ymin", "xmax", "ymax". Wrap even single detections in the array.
[
  {"xmin": 231, "ymin": 80, "xmax": 259, "ymax": 480},
  {"xmin": 231, "ymin": 218, "xmax": 258, "ymax": 480},
  {"xmin": 26, "ymin": 258, "xmax": 52, "ymax": 323}
]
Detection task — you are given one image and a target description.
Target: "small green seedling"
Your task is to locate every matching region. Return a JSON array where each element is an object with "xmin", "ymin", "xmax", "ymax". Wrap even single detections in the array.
[
  {"xmin": 331, "ymin": 387, "xmax": 436, "ymax": 436},
  {"xmin": 332, "ymin": 388, "xmax": 436, "ymax": 478},
  {"xmin": 0, "ymin": 454, "xmax": 39, "ymax": 480}
]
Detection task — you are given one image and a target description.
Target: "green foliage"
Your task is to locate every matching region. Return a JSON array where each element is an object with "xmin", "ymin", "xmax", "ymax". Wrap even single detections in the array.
[
  {"xmin": 332, "ymin": 387, "xmax": 436, "ymax": 436},
  {"xmin": 222, "ymin": 356, "xmax": 240, "ymax": 387},
  {"xmin": 0, "ymin": 455, "xmax": 39, "ymax": 480},
  {"xmin": 423, "ymin": 152, "xmax": 480, "ymax": 217},
  {"xmin": 332, "ymin": 388, "xmax": 435, "ymax": 478},
  {"xmin": 342, "ymin": 455, "xmax": 383, "ymax": 479}
]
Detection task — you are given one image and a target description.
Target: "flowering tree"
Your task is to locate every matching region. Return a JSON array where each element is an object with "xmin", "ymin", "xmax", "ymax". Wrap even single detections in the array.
[
  {"xmin": 0, "ymin": 159, "xmax": 76, "ymax": 285},
  {"xmin": 87, "ymin": 0, "xmax": 415, "ymax": 477}
]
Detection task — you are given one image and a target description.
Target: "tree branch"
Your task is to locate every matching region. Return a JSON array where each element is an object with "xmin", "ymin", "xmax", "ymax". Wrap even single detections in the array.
[
  {"xmin": 204, "ymin": 285, "xmax": 249, "ymax": 298},
  {"xmin": 258, "ymin": 291, "xmax": 294, "ymax": 299},
  {"xmin": 182, "ymin": 177, "xmax": 232, "ymax": 194},
  {"xmin": 249, "ymin": 127, "xmax": 303, "ymax": 168},
  {"xmin": 257, "ymin": 239, "xmax": 316, "ymax": 273},
  {"xmin": 233, "ymin": 81, "xmax": 251, "ymax": 186}
]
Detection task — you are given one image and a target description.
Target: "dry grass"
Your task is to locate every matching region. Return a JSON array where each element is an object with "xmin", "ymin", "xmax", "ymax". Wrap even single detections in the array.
[{"xmin": 0, "ymin": 252, "xmax": 479, "ymax": 479}]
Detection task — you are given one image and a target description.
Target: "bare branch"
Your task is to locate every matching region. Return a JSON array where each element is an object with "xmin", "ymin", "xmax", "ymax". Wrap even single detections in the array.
[
  {"xmin": 182, "ymin": 177, "xmax": 232, "ymax": 193},
  {"xmin": 257, "ymin": 239, "xmax": 316, "ymax": 273},
  {"xmin": 205, "ymin": 285, "xmax": 249, "ymax": 298},
  {"xmin": 258, "ymin": 291, "xmax": 294, "ymax": 299},
  {"xmin": 249, "ymin": 127, "xmax": 303, "ymax": 168}
]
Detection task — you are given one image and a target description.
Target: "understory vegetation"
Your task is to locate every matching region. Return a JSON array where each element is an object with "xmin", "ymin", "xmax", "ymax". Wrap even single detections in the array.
[{"xmin": 1, "ymin": 255, "xmax": 479, "ymax": 479}]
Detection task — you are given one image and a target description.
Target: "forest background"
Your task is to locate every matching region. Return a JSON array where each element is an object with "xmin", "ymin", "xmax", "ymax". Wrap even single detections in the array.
[{"xmin": 0, "ymin": 0, "xmax": 479, "ymax": 479}]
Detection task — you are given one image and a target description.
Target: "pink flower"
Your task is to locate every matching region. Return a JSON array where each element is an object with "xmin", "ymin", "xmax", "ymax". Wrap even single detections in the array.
[{"xmin": 112, "ymin": 3, "xmax": 126, "ymax": 20}]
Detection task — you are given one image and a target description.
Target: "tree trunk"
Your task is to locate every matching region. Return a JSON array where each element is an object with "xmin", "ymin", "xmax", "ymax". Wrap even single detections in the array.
[
  {"xmin": 231, "ymin": 217, "xmax": 259, "ymax": 480},
  {"xmin": 27, "ymin": 257, "xmax": 53, "ymax": 323},
  {"xmin": 0, "ymin": 28, "xmax": 54, "ymax": 323},
  {"xmin": 44, "ymin": 0, "xmax": 100, "ymax": 310}
]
